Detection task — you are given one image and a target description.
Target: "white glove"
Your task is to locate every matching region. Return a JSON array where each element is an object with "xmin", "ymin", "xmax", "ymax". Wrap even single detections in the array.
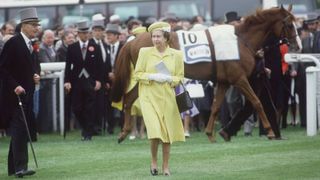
[{"xmin": 148, "ymin": 73, "xmax": 172, "ymax": 83}]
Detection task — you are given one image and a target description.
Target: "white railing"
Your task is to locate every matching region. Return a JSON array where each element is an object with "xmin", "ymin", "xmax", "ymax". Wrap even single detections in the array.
[
  {"xmin": 284, "ymin": 54, "xmax": 320, "ymax": 136},
  {"xmin": 40, "ymin": 62, "xmax": 65, "ymax": 135}
]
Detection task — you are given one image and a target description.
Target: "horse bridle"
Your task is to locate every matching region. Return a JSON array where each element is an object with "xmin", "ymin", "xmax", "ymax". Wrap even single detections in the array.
[{"xmin": 280, "ymin": 15, "xmax": 298, "ymax": 44}]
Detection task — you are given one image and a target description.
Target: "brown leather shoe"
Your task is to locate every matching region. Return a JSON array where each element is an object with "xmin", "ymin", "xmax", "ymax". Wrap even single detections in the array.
[{"xmin": 219, "ymin": 130, "xmax": 231, "ymax": 142}]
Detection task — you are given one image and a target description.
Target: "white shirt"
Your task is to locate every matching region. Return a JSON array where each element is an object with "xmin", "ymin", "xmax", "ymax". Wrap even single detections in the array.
[
  {"xmin": 20, "ymin": 32, "xmax": 32, "ymax": 52},
  {"xmin": 79, "ymin": 40, "xmax": 89, "ymax": 50}
]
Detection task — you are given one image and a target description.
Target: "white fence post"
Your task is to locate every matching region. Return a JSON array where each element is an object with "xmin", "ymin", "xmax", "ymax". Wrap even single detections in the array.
[
  {"xmin": 40, "ymin": 62, "xmax": 65, "ymax": 135},
  {"xmin": 285, "ymin": 54, "xmax": 320, "ymax": 135},
  {"xmin": 306, "ymin": 67, "xmax": 320, "ymax": 136}
]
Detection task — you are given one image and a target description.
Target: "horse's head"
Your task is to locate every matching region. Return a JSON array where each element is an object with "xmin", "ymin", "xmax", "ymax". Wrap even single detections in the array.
[{"xmin": 272, "ymin": 4, "xmax": 302, "ymax": 52}]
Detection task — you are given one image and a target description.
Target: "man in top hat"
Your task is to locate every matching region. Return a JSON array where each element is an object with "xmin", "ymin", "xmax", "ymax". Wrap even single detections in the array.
[
  {"xmin": 89, "ymin": 19, "xmax": 112, "ymax": 134},
  {"xmin": 105, "ymin": 23, "xmax": 124, "ymax": 134},
  {"xmin": 163, "ymin": 13, "xmax": 181, "ymax": 31},
  {"xmin": 0, "ymin": 7, "xmax": 41, "ymax": 177},
  {"xmin": 64, "ymin": 20, "xmax": 104, "ymax": 140},
  {"xmin": 225, "ymin": 11, "xmax": 241, "ymax": 25}
]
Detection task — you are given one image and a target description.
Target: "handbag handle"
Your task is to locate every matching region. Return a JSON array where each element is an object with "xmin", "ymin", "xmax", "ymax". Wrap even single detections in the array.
[{"xmin": 179, "ymin": 82, "xmax": 187, "ymax": 92}]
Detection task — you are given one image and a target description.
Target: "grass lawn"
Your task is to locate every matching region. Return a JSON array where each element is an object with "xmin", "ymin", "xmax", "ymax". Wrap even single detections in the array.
[{"xmin": 0, "ymin": 126, "xmax": 320, "ymax": 180}]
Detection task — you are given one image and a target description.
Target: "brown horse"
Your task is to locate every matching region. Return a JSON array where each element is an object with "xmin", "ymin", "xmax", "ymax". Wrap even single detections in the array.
[{"xmin": 111, "ymin": 5, "xmax": 300, "ymax": 143}]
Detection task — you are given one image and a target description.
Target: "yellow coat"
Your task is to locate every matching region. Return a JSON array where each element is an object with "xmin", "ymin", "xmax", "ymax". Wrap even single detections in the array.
[{"xmin": 135, "ymin": 46, "xmax": 185, "ymax": 143}]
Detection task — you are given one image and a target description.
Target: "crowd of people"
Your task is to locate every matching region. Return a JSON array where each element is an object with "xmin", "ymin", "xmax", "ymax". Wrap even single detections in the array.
[{"xmin": 0, "ymin": 6, "xmax": 319, "ymax": 178}]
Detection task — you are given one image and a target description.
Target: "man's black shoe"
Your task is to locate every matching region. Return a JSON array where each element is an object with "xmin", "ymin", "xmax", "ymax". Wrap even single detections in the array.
[
  {"xmin": 81, "ymin": 136, "xmax": 92, "ymax": 141},
  {"xmin": 15, "ymin": 169, "xmax": 36, "ymax": 178}
]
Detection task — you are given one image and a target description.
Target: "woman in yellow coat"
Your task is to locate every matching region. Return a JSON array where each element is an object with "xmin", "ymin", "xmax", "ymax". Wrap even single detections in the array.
[{"xmin": 134, "ymin": 22, "xmax": 185, "ymax": 176}]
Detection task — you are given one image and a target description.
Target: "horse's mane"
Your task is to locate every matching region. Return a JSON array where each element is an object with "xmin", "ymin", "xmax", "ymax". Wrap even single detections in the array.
[
  {"xmin": 243, "ymin": 8, "xmax": 279, "ymax": 27},
  {"xmin": 240, "ymin": 7, "xmax": 293, "ymax": 34}
]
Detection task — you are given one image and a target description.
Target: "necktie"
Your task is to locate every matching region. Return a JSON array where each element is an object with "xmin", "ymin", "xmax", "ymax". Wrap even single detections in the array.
[
  {"xmin": 100, "ymin": 41, "xmax": 106, "ymax": 62},
  {"xmin": 81, "ymin": 43, "xmax": 87, "ymax": 60},
  {"xmin": 111, "ymin": 45, "xmax": 115, "ymax": 54},
  {"xmin": 28, "ymin": 41, "xmax": 33, "ymax": 54}
]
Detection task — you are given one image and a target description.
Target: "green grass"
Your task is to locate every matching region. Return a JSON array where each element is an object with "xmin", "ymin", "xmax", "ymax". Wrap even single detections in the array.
[{"xmin": 0, "ymin": 127, "xmax": 320, "ymax": 180}]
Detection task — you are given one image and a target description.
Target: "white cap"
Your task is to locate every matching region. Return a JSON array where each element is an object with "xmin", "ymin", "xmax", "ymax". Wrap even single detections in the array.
[
  {"xmin": 109, "ymin": 14, "xmax": 120, "ymax": 22},
  {"xmin": 92, "ymin": 13, "xmax": 105, "ymax": 21}
]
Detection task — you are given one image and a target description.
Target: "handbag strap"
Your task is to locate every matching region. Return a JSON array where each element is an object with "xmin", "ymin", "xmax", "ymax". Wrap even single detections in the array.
[{"xmin": 179, "ymin": 82, "xmax": 187, "ymax": 92}]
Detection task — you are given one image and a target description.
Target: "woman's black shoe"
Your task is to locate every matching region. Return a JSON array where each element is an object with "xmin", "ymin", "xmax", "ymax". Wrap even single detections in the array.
[{"xmin": 150, "ymin": 168, "xmax": 158, "ymax": 176}]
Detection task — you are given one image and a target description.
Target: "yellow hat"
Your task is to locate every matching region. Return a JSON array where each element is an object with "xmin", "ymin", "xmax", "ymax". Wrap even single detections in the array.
[
  {"xmin": 147, "ymin": 22, "xmax": 171, "ymax": 33},
  {"xmin": 132, "ymin": 26, "xmax": 147, "ymax": 35}
]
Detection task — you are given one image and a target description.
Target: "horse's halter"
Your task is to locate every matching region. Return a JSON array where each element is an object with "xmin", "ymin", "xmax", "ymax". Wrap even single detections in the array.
[{"xmin": 279, "ymin": 15, "xmax": 297, "ymax": 45}]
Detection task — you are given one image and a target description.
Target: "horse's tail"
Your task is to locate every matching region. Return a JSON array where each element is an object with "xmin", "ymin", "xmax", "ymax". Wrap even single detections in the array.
[{"xmin": 111, "ymin": 42, "xmax": 132, "ymax": 102}]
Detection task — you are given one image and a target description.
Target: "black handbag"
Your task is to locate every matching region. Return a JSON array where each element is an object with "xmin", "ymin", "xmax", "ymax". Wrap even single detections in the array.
[{"xmin": 176, "ymin": 83, "xmax": 193, "ymax": 113}]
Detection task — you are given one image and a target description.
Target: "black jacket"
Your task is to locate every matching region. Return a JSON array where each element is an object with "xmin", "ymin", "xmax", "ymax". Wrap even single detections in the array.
[
  {"xmin": 64, "ymin": 40, "xmax": 104, "ymax": 84},
  {"xmin": 0, "ymin": 33, "xmax": 40, "ymax": 128},
  {"xmin": 89, "ymin": 38, "xmax": 112, "ymax": 83}
]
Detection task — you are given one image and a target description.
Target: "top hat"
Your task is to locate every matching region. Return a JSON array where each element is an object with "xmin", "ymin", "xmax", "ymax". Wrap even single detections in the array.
[
  {"xmin": 163, "ymin": 13, "xmax": 178, "ymax": 22},
  {"xmin": 19, "ymin": 8, "xmax": 40, "ymax": 24},
  {"xmin": 225, "ymin": 11, "xmax": 241, "ymax": 24},
  {"xmin": 76, "ymin": 20, "xmax": 90, "ymax": 32},
  {"xmin": 92, "ymin": 19, "xmax": 105, "ymax": 29},
  {"xmin": 305, "ymin": 13, "xmax": 318, "ymax": 24},
  {"xmin": 105, "ymin": 23, "xmax": 120, "ymax": 34}
]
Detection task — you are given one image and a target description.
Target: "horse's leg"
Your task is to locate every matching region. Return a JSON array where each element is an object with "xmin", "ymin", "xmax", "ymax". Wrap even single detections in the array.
[
  {"xmin": 205, "ymin": 83, "xmax": 228, "ymax": 143},
  {"xmin": 235, "ymin": 77, "xmax": 275, "ymax": 139},
  {"xmin": 118, "ymin": 85, "xmax": 138, "ymax": 143}
]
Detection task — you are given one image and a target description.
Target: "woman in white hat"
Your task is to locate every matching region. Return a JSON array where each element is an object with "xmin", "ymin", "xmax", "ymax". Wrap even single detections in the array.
[{"xmin": 134, "ymin": 21, "xmax": 185, "ymax": 176}]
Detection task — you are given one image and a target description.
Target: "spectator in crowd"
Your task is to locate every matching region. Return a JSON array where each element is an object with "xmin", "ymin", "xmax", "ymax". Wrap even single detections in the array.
[
  {"xmin": 162, "ymin": 13, "xmax": 181, "ymax": 31},
  {"xmin": 126, "ymin": 19, "xmax": 142, "ymax": 42},
  {"xmin": 144, "ymin": 17, "xmax": 157, "ymax": 28},
  {"xmin": 190, "ymin": 15, "xmax": 207, "ymax": 31},
  {"xmin": 39, "ymin": 29, "xmax": 56, "ymax": 63},
  {"xmin": 0, "ymin": 22, "xmax": 15, "ymax": 54},
  {"xmin": 0, "ymin": 8, "xmax": 41, "ymax": 178},
  {"xmin": 105, "ymin": 23, "xmax": 124, "ymax": 134},
  {"xmin": 64, "ymin": 20, "xmax": 104, "ymax": 141},
  {"xmin": 1, "ymin": 22, "xmax": 15, "ymax": 36},
  {"xmin": 90, "ymin": 19, "xmax": 112, "ymax": 135},
  {"xmin": 134, "ymin": 22, "xmax": 185, "ymax": 176},
  {"xmin": 56, "ymin": 31, "xmax": 75, "ymax": 62},
  {"xmin": 55, "ymin": 30, "xmax": 76, "ymax": 132}
]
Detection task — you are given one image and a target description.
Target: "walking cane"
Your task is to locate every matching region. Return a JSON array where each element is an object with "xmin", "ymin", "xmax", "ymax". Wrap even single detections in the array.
[{"xmin": 17, "ymin": 95, "xmax": 39, "ymax": 168}]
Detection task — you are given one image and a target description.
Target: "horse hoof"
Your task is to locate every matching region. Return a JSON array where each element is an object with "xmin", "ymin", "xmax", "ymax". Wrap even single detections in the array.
[
  {"xmin": 218, "ymin": 130, "xmax": 231, "ymax": 142},
  {"xmin": 117, "ymin": 131, "xmax": 129, "ymax": 144},
  {"xmin": 205, "ymin": 132, "xmax": 216, "ymax": 143}
]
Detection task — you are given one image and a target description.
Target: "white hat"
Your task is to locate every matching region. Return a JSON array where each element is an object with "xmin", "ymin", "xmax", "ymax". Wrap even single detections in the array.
[
  {"xmin": 92, "ymin": 13, "xmax": 105, "ymax": 21},
  {"xmin": 109, "ymin": 14, "xmax": 120, "ymax": 23}
]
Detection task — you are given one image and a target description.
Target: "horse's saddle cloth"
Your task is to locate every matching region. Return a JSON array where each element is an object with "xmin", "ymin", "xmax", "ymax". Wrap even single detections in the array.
[{"xmin": 177, "ymin": 24, "xmax": 240, "ymax": 64}]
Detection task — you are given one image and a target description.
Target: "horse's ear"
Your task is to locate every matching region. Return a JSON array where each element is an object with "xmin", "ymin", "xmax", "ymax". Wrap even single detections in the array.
[
  {"xmin": 280, "ymin": 4, "xmax": 284, "ymax": 9},
  {"xmin": 287, "ymin": 4, "xmax": 292, "ymax": 12}
]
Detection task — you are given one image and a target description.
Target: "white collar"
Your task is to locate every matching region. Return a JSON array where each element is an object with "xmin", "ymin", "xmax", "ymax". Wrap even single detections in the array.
[
  {"xmin": 110, "ymin": 41, "xmax": 119, "ymax": 47},
  {"xmin": 93, "ymin": 38, "xmax": 101, "ymax": 44},
  {"xmin": 20, "ymin": 32, "xmax": 31, "ymax": 48},
  {"xmin": 79, "ymin": 40, "xmax": 88, "ymax": 48}
]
